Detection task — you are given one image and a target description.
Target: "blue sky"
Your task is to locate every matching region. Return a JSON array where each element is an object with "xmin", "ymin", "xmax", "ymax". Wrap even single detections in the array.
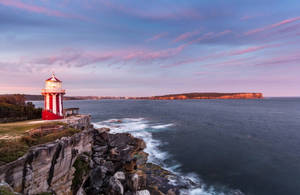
[{"xmin": 0, "ymin": 0, "xmax": 300, "ymax": 96}]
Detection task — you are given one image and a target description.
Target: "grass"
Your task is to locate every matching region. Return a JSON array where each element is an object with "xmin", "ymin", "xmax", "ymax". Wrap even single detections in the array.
[
  {"xmin": 0, "ymin": 120, "xmax": 63, "ymax": 137},
  {"xmin": 0, "ymin": 186, "xmax": 15, "ymax": 195},
  {"xmin": 0, "ymin": 120, "xmax": 80, "ymax": 165}
]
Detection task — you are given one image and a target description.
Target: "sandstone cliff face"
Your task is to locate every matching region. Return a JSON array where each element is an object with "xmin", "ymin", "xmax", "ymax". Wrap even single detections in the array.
[{"xmin": 0, "ymin": 115, "xmax": 93, "ymax": 195}]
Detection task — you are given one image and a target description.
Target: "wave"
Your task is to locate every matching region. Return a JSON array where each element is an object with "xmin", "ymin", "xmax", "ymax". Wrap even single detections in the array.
[
  {"xmin": 152, "ymin": 123, "xmax": 174, "ymax": 129},
  {"xmin": 93, "ymin": 118, "xmax": 243, "ymax": 195}
]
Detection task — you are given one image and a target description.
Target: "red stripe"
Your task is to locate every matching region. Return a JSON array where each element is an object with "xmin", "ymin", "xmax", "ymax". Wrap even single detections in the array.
[
  {"xmin": 61, "ymin": 94, "xmax": 64, "ymax": 115},
  {"xmin": 44, "ymin": 95, "xmax": 46, "ymax": 109},
  {"xmin": 49, "ymin": 94, "xmax": 53, "ymax": 111},
  {"xmin": 56, "ymin": 94, "xmax": 60, "ymax": 115}
]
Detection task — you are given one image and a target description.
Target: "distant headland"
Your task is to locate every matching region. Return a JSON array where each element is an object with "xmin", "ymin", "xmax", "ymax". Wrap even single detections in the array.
[
  {"xmin": 135, "ymin": 92, "xmax": 263, "ymax": 100},
  {"xmin": 2, "ymin": 92, "xmax": 263, "ymax": 101}
]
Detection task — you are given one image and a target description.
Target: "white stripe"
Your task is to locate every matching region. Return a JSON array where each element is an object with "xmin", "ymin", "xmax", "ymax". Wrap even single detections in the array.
[
  {"xmin": 53, "ymin": 94, "xmax": 57, "ymax": 114},
  {"xmin": 59, "ymin": 94, "xmax": 62, "ymax": 116},
  {"xmin": 46, "ymin": 94, "xmax": 50, "ymax": 110}
]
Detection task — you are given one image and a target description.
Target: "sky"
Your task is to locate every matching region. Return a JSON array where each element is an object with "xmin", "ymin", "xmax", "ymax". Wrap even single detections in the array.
[{"xmin": 0, "ymin": 0, "xmax": 300, "ymax": 97}]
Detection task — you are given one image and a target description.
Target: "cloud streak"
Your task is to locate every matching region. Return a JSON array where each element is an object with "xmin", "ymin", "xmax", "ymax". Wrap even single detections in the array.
[
  {"xmin": 163, "ymin": 43, "xmax": 276, "ymax": 68},
  {"xmin": 98, "ymin": 0, "xmax": 202, "ymax": 21},
  {"xmin": 146, "ymin": 32, "xmax": 168, "ymax": 42},
  {"xmin": 0, "ymin": 45, "xmax": 188, "ymax": 71},
  {"xmin": 173, "ymin": 30, "xmax": 201, "ymax": 43},
  {"xmin": 245, "ymin": 16, "xmax": 300, "ymax": 35},
  {"xmin": 0, "ymin": 0, "xmax": 88, "ymax": 20}
]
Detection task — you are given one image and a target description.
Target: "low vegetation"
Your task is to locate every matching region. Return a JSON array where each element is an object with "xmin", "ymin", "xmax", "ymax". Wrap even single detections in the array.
[
  {"xmin": 0, "ymin": 185, "xmax": 15, "ymax": 195},
  {"xmin": 0, "ymin": 121, "xmax": 80, "ymax": 165},
  {"xmin": 72, "ymin": 154, "xmax": 90, "ymax": 194},
  {"xmin": 0, "ymin": 94, "xmax": 42, "ymax": 123},
  {"xmin": 0, "ymin": 120, "xmax": 62, "ymax": 137}
]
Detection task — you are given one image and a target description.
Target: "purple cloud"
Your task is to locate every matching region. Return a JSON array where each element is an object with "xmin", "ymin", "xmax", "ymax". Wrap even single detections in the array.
[
  {"xmin": 146, "ymin": 32, "xmax": 168, "ymax": 42},
  {"xmin": 173, "ymin": 30, "xmax": 201, "ymax": 43},
  {"xmin": 0, "ymin": 0, "xmax": 89, "ymax": 20},
  {"xmin": 245, "ymin": 16, "xmax": 300, "ymax": 35}
]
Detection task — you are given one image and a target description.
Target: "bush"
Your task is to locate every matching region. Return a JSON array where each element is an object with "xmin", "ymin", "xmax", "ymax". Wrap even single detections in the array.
[
  {"xmin": 0, "ymin": 186, "xmax": 15, "ymax": 195},
  {"xmin": 0, "ymin": 95, "xmax": 42, "ymax": 122},
  {"xmin": 0, "ymin": 139, "xmax": 28, "ymax": 164},
  {"xmin": 71, "ymin": 154, "xmax": 90, "ymax": 194}
]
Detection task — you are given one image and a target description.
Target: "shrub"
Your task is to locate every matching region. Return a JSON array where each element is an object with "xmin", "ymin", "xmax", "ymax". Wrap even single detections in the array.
[
  {"xmin": 71, "ymin": 154, "xmax": 90, "ymax": 194},
  {"xmin": 0, "ymin": 185, "xmax": 15, "ymax": 195},
  {"xmin": 0, "ymin": 94, "xmax": 42, "ymax": 122}
]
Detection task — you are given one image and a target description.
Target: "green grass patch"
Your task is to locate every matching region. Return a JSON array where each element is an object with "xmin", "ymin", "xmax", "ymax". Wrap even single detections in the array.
[
  {"xmin": 0, "ymin": 185, "xmax": 15, "ymax": 195},
  {"xmin": 0, "ymin": 120, "xmax": 64, "ymax": 137},
  {"xmin": 0, "ymin": 126, "xmax": 80, "ymax": 165}
]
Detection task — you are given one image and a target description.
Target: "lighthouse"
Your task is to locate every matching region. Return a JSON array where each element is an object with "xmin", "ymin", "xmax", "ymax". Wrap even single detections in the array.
[{"xmin": 41, "ymin": 74, "xmax": 65, "ymax": 120}]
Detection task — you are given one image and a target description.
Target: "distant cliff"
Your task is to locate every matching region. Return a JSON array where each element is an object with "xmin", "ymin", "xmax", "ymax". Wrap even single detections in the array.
[{"xmin": 131, "ymin": 92, "xmax": 263, "ymax": 100}]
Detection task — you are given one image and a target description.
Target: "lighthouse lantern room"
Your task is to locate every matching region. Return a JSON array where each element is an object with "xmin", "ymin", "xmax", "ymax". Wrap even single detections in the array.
[{"xmin": 41, "ymin": 74, "xmax": 65, "ymax": 120}]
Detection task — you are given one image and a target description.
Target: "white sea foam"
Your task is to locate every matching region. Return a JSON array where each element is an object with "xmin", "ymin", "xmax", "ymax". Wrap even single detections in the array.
[
  {"xmin": 151, "ymin": 123, "xmax": 174, "ymax": 129},
  {"xmin": 93, "ymin": 118, "xmax": 242, "ymax": 195}
]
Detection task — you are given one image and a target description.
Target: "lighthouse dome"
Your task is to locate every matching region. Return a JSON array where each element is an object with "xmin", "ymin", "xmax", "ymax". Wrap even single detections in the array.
[
  {"xmin": 42, "ymin": 74, "xmax": 65, "ymax": 93},
  {"xmin": 46, "ymin": 74, "xmax": 61, "ymax": 82}
]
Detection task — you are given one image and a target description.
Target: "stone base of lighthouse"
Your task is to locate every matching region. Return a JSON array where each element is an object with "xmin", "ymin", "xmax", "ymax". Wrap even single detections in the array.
[{"xmin": 42, "ymin": 110, "xmax": 64, "ymax": 120}]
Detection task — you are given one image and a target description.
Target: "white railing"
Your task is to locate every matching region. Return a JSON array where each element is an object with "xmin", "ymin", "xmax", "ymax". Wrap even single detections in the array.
[{"xmin": 41, "ymin": 89, "xmax": 65, "ymax": 93}]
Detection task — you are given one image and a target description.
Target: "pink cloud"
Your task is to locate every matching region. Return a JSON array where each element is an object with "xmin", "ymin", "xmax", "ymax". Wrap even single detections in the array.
[
  {"xmin": 186, "ymin": 30, "xmax": 232, "ymax": 45},
  {"xmin": 0, "ymin": 0, "xmax": 88, "ymax": 20},
  {"xmin": 173, "ymin": 30, "xmax": 201, "ymax": 43},
  {"xmin": 146, "ymin": 32, "xmax": 168, "ymax": 42},
  {"xmin": 122, "ymin": 44, "xmax": 186, "ymax": 62},
  {"xmin": 217, "ymin": 30, "xmax": 232, "ymax": 36},
  {"xmin": 0, "ymin": 44, "xmax": 188, "ymax": 71},
  {"xmin": 271, "ymin": 17, "xmax": 300, "ymax": 28},
  {"xmin": 230, "ymin": 45, "xmax": 267, "ymax": 56},
  {"xmin": 186, "ymin": 32, "xmax": 215, "ymax": 45},
  {"xmin": 245, "ymin": 16, "xmax": 300, "ymax": 35},
  {"xmin": 163, "ymin": 43, "xmax": 277, "ymax": 68}
]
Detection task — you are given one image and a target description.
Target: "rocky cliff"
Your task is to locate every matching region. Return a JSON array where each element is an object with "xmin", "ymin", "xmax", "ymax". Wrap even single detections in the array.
[
  {"xmin": 0, "ymin": 115, "xmax": 93, "ymax": 194},
  {"xmin": 0, "ymin": 116, "xmax": 193, "ymax": 195}
]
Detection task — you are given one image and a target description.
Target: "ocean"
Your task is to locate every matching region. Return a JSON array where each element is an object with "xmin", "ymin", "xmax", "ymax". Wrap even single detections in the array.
[{"xmin": 34, "ymin": 98, "xmax": 300, "ymax": 195}]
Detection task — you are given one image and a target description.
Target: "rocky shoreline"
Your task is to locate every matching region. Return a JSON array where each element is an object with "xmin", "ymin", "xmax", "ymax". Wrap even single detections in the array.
[
  {"xmin": 0, "ymin": 115, "xmax": 195, "ymax": 195},
  {"xmin": 83, "ymin": 127, "xmax": 196, "ymax": 195}
]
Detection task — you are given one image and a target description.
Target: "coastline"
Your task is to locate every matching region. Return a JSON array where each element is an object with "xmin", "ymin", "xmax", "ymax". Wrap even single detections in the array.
[{"xmin": 1, "ymin": 92, "xmax": 264, "ymax": 102}]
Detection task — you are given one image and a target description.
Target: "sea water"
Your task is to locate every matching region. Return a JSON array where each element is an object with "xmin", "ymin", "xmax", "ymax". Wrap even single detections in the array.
[{"xmin": 34, "ymin": 98, "xmax": 300, "ymax": 195}]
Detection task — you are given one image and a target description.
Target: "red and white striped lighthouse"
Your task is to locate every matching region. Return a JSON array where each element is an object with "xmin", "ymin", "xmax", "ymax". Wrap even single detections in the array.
[{"xmin": 41, "ymin": 74, "xmax": 66, "ymax": 120}]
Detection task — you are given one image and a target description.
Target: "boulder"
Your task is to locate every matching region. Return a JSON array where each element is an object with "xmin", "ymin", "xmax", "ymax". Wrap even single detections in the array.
[
  {"xmin": 114, "ymin": 171, "xmax": 126, "ymax": 181},
  {"xmin": 92, "ymin": 145, "xmax": 108, "ymax": 154},
  {"xmin": 136, "ymin": 190, "xmax": 151, "ymax": 195},
  {"xmin": 108, "ymin": 176, "xmax": 124, "ymax": 195},
  {"xmin": 127, "ymin": 173, "xmax": 139, "ymax": 192}
]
